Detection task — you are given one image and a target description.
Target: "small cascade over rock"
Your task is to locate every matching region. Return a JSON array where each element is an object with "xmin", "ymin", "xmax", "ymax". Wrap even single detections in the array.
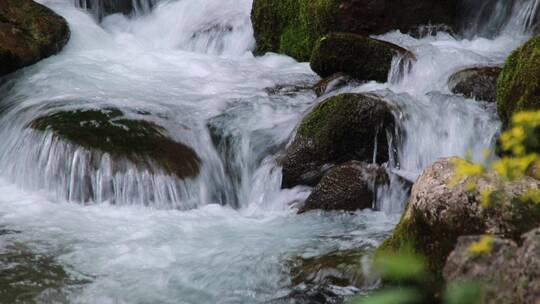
[
  {"xmin": 74, "ymin": 0, "xmax": 158, "ymax": 20},
  {"xmin": 458, "ymin": 0, "xmax": 540, "ymax": 37}
]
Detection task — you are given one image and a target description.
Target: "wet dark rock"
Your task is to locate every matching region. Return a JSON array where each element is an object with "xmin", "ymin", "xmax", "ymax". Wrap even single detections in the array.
[
  {"xmin": 0, "ymin": 0, "xmax": 70, "ymax": 77},
  {"xmin": 448, "ymin": 66, "xmax": 501, "ymax": 102},
  {"xmin": 29, "ymin": 108, "xmax": 200, "ymax": 179},
  {"xmin": 444, "ymin": 228, "xmax": 540, "ymax": 303},
  {"xmin": 268, "ymin": 285, "xmax": 344, "ymax": 304},
  {"xmin": 313, "ymin": 73, "xmax": 355, "ymax": 97},
  {"xmin": 310, "ymin": 33, "xmax": 414, "ymax": 82},
  {"xmin": 280, "ymin": 93, "xmax": 396, "ymax": 188},
  {"xmin": 376, "ymin": 157, "xmax": 540, "ymax": 282},
  {"xmin": 299, "ymin": 161, "xmax": 388, "ymax": 213},
  {"xmin": 338, "ymin": 0, "xmax": 458, "ymax": 38},
  {"xmin": 251, "ymin": 0, "xmax": 458, "ymax": 61}
]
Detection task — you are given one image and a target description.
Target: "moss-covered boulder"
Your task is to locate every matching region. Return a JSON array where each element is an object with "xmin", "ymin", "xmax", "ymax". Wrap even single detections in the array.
[
  {"xmin": 0, "ymin": 0, "xmax": 70, "ymax": 77},
  {"xmin": 444, "ymin": 228, "xmax": 540, "ymax": 303},
  {"xmin": 299, "ymin": 161, "xmax": 388, "ymax": 213},
  {"xmin": 376, "ymin": 158, "xmax": 540, "ymax": 282},
  {"xmin": 29, "ymin": 108, "xmax": 200, "ymax": 179},
  {"xmin": 310, "ymin": 33, "xmax": 412, "ymax": 82},
  {"xmin": 251, "ymin": 0, "xmax": 340, "ymax": 62},
  {"xmin": 251, "ymin": 0, "xmax": 457, "ymax": 61},
  {"xmin": 448, "ymin": 66, "xmax": 501, "ymax": 102},
  {"xmin": 280, "ymin": 93, "xmax": 396, "ymax": 188},
  {"xmin": 497, "ymin": 37, "xmax": 540, "ymax": 126}
]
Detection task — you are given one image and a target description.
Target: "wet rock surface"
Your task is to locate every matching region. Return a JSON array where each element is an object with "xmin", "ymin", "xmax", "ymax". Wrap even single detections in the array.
[
  {"xmin": 313, "ymin": 73, "xmax": 355, "ymax": 97},
  {"xmin": 310, "ymin": 33, "xmax": 413, "ymax": 82},
  {"xmin": 0, "ymin": 0, "xmax": 70, "ymax": 77},
  {"xmin": 448, "ymin": 66, "xmax": 501, "ymax": 102},
  {"xmin": 299, "ymin": 161, "xmax": 389, "ymax": 213}
]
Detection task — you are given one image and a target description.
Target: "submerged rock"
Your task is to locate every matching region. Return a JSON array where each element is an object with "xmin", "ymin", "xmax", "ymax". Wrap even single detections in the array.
[
  {"xmin": 310, "ymin": 33, "xmax": 413, "ymax": 82},
  {"xmin": 376, "ymin": 157, "xmax": 540, "ymax": 281},
  {"xmin": 299, "ymin": 161, "xmax": 388, "ymax": 213},
  {"xmin": 497, "ymin": 37, "xmax": 540, "ymax": 126},
  {"xmin": 0, "ymin": 0, "xmax": 70, "ymax": 77},
  {"xmin": 0, "ymin": 244, "xmax": 88, "ymax": 303},
  {"xmin": 251, "ymin": 0, "xmax": 457, "ymax": 61},
  {"xmin": 280, "ymin": 93, "xmax": 396, "ymax": 188},
  {"xmin": 269, "ymin": 285, "xmax": 344, "ymax": 304},
  {"xmin": 288, "ymin": 249, "xmax": 366, "ymax": 288},
  {"xmin": 313, "ymin": 73, "xmax": 354, "ymax": 97},
  {"xmin": 29, "ymin": 108, "xmax": 200, "ymax": 179},
  {"xmin": 448, "ymin": 66, "xmax": 501, "ymax": 102},
  {"xmin": 444, "ymin": 228, "xmax": 540, "ymax": 303}
]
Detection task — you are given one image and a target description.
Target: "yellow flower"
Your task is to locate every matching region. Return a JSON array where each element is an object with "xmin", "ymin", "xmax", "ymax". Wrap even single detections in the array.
[{"xmin": 468, "ymin": 235, "xmax": 494, "ymax": 256}]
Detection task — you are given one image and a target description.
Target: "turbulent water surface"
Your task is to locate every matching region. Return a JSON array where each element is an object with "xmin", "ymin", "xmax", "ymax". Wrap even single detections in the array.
[{"xmin": 0, "ymin": 0, "xmax": 536, "ymax": 302}]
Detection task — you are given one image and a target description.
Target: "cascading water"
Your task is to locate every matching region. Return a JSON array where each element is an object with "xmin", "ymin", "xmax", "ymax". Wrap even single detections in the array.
[{"xmin": 0, "ymin": 0, "xmax": 537, "ymax": 302}]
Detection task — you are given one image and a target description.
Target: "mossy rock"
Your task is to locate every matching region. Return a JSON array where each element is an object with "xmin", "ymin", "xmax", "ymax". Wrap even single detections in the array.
[
  {"xmin": 251, "ymin": 0, "xmax": 340, "ymax": 61},
  {"xmin": 0, "ymin": 0, "xmax": 70, "ymax": 76},
  {"xmin": 310, "ymin": 33, "xmax": 412, "ymax": 82},
  {"xmin": 29, "ymin": 108, "xmax": 200, "ymax": 179},
  {"xmin": 376, "ymin": 158, "xmax": 540, "ymax": 285},
  {"xmin": 251, "ymin": 0, "xmax": 457, "ymax": 61},
  {"xmin": 496, "ymin": 37, "xmax": 540, "ymax": 126},
  {"xmin": 280, "ymin": 93, "xmax": 395, "ymax": 188}
]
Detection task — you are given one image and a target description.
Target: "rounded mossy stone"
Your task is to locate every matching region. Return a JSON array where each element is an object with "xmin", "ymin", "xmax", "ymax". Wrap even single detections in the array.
[
  {"xmin": 0, "ymin": 0, "xmax": 70, "ymax": 76},
  {"xmin": 251, "ymin": 0, "xmax": 340, "ymax": 61},
  {"xmin": 310, "ymin": 33, "xmax": 408, "ymax": 81},
  {"xmin": 496, "ymin": 37, "xmax": 540, "ymax": 126},
  {"xmin": 281, "ymin": 93, "xmax": 395, "ymax": 188},
  {"xmin": 29, "ymin": 108, "xmax": 200, "ymax": 179}
]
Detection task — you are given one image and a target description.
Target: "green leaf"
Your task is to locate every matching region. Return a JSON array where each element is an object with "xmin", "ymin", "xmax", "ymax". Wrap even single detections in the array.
[
  {"xmin": 375, "ymin": 252, "xmax": 426, "ymax": 280},
  {"xmin": 349, "ymin": 288, "xmax": 421, "ymax": 304},
  {"xmin": 444, "ymin": 281, "xmax": 484, "ymax": 304}
]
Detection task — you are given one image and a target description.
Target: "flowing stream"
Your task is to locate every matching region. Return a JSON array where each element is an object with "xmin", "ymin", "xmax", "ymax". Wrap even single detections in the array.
[{"xmin": 0, "ymin": 0, "xmax": 537, "ymax": 302}]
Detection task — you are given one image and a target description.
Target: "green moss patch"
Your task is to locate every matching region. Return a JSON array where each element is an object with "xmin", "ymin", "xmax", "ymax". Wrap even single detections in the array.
[
  {"xmin": 310, "ymin": 33, "xmax": 408, "ymax": 81},
  {"xmin": 496, "ymin": 37, "xmax": 540, "ymax": 126},
  {"xmin": 29, "ymin": 108, "xmax": 200, "ymax": 179},
  {"xmin": 251, "ymin": 0, "xmax": 339, "ymax": 61}
]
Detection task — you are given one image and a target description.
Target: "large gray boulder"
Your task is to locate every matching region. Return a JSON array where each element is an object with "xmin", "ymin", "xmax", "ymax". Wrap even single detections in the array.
[
  {"xmin": 444, "ymin": 228, "xmax": 540, "ymax": 303},
  {"xmin": 376, "ymin": 157, "xmax": 540, "ymax": 280}
]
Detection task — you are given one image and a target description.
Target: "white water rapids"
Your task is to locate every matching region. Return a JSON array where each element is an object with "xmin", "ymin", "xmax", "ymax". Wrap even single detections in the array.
[{"xmin": 0, "ymin": 0, "xmax": 536, "ymax": 302}]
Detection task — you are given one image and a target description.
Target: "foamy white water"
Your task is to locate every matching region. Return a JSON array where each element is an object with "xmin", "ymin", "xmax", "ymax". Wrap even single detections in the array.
[{"xmin": 0, "ymin": 0, "xmax": 537, "ymax": 302}]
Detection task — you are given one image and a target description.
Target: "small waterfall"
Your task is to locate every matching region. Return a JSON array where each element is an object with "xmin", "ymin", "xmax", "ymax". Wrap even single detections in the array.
[
  {"xmin": 459, "ymin": 0, "xmax": 540, "ymax": 37},
  {"xmin": 74, "ymin": 0, "xmax": 159, "ymax": 20}
]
